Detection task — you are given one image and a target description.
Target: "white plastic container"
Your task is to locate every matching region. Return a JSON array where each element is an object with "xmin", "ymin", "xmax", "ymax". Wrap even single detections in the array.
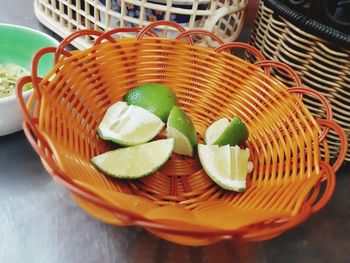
[{"xmin": 34, "ymin": 0, "xmax": 248, "ymax": 49}]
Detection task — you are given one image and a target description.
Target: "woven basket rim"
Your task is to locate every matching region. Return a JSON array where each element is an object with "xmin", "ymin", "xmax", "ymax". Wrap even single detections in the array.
[
  {"xmin": 264, "ymin": 0, "xmax": 350, "ymax": 48},
  {"xmin": 15, "ymin": 22, "xmax": 348, "ymax": 245}
]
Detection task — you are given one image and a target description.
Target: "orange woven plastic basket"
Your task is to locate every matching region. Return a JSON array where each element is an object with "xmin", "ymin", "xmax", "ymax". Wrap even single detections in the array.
[{"xmin": 17, "ymin": 21, "xmax": 347, "ymax": 246}]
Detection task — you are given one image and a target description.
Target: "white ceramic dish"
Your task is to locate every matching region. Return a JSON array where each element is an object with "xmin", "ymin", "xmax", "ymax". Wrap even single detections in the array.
[
  {"xmin": 0, "ymin": 90, "xmax": 33, "ymax": 136},
  {"xmin": 0, "ymin": 23, "xmax": 59, "ymax": 136}
]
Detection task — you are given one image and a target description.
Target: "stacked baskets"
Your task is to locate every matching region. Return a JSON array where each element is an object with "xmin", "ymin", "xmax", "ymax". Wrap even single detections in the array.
[
  {"xmin": 34, "ymin": 0, "xmax": 248, "ymax": 49},
  {"xmin": 249, "ymin": 0, "xmax": 350, "ymax": 160}
]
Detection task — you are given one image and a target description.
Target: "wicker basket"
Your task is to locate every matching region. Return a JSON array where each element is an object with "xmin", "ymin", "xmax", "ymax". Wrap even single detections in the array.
[
  {"xmin": 34, "ymin": 0, "xmax": 248, "ymax": 49},
  {"xmin": 249, "ymin": 0, "xmax": 350, "ymax": 161},
  {"xmin": 17, "ymin": 21, "xmax": 347, "ymax": 246}
]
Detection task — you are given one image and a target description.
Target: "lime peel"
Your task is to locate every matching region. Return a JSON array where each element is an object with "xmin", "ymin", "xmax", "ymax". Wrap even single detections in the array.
[{"xmin": 123, "ymin": 84, "xmax": 178, "ymax": 122}]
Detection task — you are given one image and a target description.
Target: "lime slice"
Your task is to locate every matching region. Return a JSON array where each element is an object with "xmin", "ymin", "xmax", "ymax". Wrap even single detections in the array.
[
  {"xmin": 230, "ymin": 145, "xmax": 250, "ymax": 191},
  {"xmin": 204, "ymin": 118, "xmax": 230, "ymax": 145},
  {"xmin": 198, "ymin": 144, "xmax": 252, "ymax": 192},
  {"xmin": 204, "ymin": 116, "xmax": 249, "ymax": 146},
  {"xmin": 123, "ymin": 84, "xmax": 178, "ymax": 122},
  {"xmin": 92, "ymin": 138, "xmax": 174, "ymax": 179},
  {"xmin": 97, "ymin": 101, "xmax": 164, "ymax": 146},
  {"xmin": 167, "ymin": 106, "xmax": 198, "ymax": 156},
  {"xmin": 167, "ymin": 127, "xmax": 193, "ymax": 157}
]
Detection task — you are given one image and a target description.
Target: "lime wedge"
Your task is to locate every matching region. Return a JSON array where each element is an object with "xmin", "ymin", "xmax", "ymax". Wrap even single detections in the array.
[
  {"xmin": 198, "ymin": 144, "xmax": 252, "ymax": 192},
  {"xmin": 92, "ymin": 138, "xmax": 174, "ymax": 179},
  {"xmin": 230, "ymin": 145, "xmax": 250, "ymax": 191},
  {"xmin": 167, "ymin": 127, "xmax": 194, "ymax": 157},
  {"xmin": 204, "ymin": 116, "xmax": 249, "ymax": 146},
  {"xmin": 123, "ymin": 84, "xmax": 178, "ymax": 122},
  {"xmin": 204, "ymin": 118, "xmax": 230, "ymax": 145},
  {"xmin": 97, "ymin": 101, "xmax": 164, "ymax": 146},
  {"xmin": 167, "ymin": 106, "xmax": 198, "ymax": 156}
]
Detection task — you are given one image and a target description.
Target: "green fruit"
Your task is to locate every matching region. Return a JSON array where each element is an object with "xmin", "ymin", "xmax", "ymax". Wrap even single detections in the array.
[
  {"xmin": 123, "ymin": 84, "xmax": 178, "ymax": 122},
  {"xmin": 198, "ymin": 144, "xmax": 252, "ymax": 192},
  {"xmin": 205, "ymin": 116, "xmax": 249, "ymax": 146},
  {"xmin": 97, "ymin": 101, "xmax": 164, "ymax": 146},
  {"xmin": 167, "ymin": 106, "xmax": 198, "ymax": 156},
  {"xmin": 92, "ymin": 138, "xmax": 174, "ymax": 179}
]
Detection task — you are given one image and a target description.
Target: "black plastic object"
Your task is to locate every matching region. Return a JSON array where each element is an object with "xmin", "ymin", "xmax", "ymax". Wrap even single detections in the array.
[
  {"xmin": 283, "ymin": 0, "xmax": 350, "ymax": 34},
  {"xmin": 265, "ymin": 0, "xmax": 350, "ymax": 48},
  {"xmin": 322, "ymin": 0, "xmax": 350, "ymax": 32}
]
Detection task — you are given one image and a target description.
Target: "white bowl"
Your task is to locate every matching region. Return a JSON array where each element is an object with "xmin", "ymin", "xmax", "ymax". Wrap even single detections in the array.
[
  {"xmin": 0, "ymin": 24, "xmax": 59, "ymax": 136},
  {"xmin": 0, "ymin": 89, "xmax": 33, "ymax": 136}
]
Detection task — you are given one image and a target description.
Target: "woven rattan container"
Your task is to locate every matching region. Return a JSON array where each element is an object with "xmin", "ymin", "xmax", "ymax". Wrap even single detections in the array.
[
  {"xmin": 34, "ymin": 0, "xmax": 248, "ymax": 49},
  {"xmin": 249, "ymin": 0, "xmax": 350, "ymax": 161},
  {"xmin": 17, "ymin": 21, "xmax": 347, "ymax": 246}
]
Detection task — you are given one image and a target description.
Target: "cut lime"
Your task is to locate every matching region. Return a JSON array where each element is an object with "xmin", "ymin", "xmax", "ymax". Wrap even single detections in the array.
[
  {"xmin": 167, "ymin": 127, "xmax": 193, "ymax": 157},
  {"xmin": 230, "ymin": 145, "xmax": 250, "ymax": 191},
  {"xmin": 123, "ymin": 83, "xmax": 178, "ymax": 122},
  {"xmin": 167, "ymin": 106, "xmax": 197, "ymax": 156},
  {"xmin": 204, "ymin": 116, "xmax": 249, "ymax": 146},
  {"xmin": 97, "ymin": 101, "xmax": 164, "ymax": 146},
  {"xmin": 204, "ymin": 118, "xmax": 230, "ymax": 145},
  {"xmin": 92, "ymin": 138, "xmax": 174, "ymax": 179},
  {"xmin": 198, "ymin": 144, "xmax": 252, "ymax": 192}
]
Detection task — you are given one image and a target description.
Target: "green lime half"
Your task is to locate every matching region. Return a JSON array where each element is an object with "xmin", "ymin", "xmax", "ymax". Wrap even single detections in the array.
[
  {"xmin": 123, "ymin": 83, "xmax": 178, "ymax": 122},
  {"xmin": 167, "ymin": 106, "xmax": 197, "ymax": 156},
  {"xmin": 205, "ymin": 116, "xmax": 249, "ymax": 146},
  {"xmin": 92, "ymin": 138, "xmax": 174, "ymax": 179},
  {"xmin": 97, "ymin": 101, "xmax": 164, "ymax": 146}
]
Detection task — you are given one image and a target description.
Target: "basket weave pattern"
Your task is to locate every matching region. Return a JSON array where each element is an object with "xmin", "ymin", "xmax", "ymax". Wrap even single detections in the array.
[
  {"xmin": 17, "ymin": 21, "xmax": 347, "ymax": 246},
  {"xmin": 34, "ymin": 0, "xmax": 247, "ymax": 49},
  {"xmin": 249, "ymin": 0, "xmax": 350, "ymax": 161}
]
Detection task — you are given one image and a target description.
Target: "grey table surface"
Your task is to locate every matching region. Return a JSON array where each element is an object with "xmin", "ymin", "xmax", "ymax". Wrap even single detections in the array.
[{"xmin": 1, "ymin": 1, "xmax": 350, "ymax": 263}]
